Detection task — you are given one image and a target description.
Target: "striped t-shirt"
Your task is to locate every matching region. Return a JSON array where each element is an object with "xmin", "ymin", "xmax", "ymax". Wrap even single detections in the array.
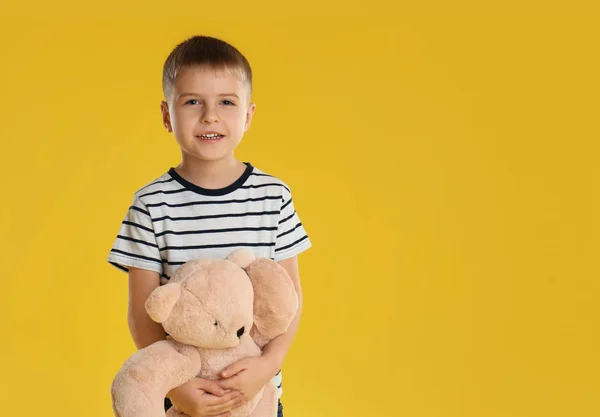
[{"xmin": 107, "ymin": 162, "xmax": 311, "ymax": 398}]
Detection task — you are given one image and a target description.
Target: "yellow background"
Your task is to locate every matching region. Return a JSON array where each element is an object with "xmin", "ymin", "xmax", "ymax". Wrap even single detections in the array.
[{"xmin": 1, "ymin": 2, "xmax": 599, "ymax": 417}]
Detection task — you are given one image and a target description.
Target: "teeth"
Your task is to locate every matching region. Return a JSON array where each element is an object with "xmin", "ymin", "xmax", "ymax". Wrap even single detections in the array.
[{"xmin": 199, "ymin": 133, "xmax": 222, "ymax": 139}]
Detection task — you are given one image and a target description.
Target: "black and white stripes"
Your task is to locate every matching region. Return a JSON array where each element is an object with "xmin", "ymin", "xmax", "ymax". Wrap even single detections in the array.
[{"xmin": 108, "ymin": 163, "xmax": 311, "ymax": 281}]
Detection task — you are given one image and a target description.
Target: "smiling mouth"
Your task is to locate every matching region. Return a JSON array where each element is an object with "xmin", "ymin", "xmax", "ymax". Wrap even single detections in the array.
[{"xmin": 197, "ymin": 133, "xmax": 224, "ymax": 140}]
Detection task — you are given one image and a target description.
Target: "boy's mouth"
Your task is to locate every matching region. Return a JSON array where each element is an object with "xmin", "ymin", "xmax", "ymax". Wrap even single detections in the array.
[{"xmin": 196, "ymin": 133, "xmax": 225, "ymax": 140}]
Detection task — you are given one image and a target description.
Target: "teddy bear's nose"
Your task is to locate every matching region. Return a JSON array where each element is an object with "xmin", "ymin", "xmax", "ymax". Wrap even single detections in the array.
[{"xmin": 237, "ymin": 326, "xmax": 245, "ymax": 338}]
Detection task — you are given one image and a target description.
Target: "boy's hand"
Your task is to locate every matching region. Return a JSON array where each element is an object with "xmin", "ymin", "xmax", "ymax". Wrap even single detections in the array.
[
  {"xmin": 168, "ymin": 378, "xmax": 244, "ymax": 417},
  {"xmin": 218, "ymin": 356, "xmax": 278, "ymax": 402}
]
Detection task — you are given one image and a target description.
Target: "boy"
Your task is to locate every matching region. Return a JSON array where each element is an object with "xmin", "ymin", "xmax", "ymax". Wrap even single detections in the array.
[{"xmin": 107, "ymin": 35, "xmax": 311, "ymax": 417}]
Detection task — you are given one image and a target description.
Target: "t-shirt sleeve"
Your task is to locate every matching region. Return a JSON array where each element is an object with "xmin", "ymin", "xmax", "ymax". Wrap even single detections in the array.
[
  {"xmin": 107, "ymin": 195, "xmax": 163, "ymax": 275},
  {"xmin": 273, "ymin": 187, "xmax": 312, "ymax": 262}
]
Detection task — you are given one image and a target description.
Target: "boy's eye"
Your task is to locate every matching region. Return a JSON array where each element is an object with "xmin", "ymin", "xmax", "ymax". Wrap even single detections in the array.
[
  {"xmin": 185, "ymin": 99, "xmax": 200, "ymax": 105},
  {"xmin": 221, "ymin": 100, "xmax": 235, "ymax": 105}
]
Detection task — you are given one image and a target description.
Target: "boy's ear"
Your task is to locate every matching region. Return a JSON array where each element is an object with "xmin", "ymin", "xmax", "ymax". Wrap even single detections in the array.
[
  {"xmin": 160, "ymin": 100, "xmax": 172, "ymax": 132},
  {"xmin": 244, "ymin": 102, "xmax": 256, "ymax": 132},
  {"xmin": 145, "ymin": 282, "xmax": 181, "ymax": 323}
]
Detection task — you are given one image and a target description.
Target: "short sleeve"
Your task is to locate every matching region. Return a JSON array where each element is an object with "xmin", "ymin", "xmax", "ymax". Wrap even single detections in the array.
[
  {"xmin": 273, "ymin": 187, "xmax": 312, "ymax": 262},
  {"xmin": 107, "ymin": 196, "xmax": 163, "ymax": 275}
]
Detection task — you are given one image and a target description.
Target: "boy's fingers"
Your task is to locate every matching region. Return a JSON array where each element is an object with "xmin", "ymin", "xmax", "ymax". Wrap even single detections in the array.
[
  {"xmin": 217, "ymin": 375, "xmax": 242, "ymax": 390},
  {"xmin": 195, "ymin": 378, "xmax": 226, "ymax": 396},
  {"xmin": 207, "ymin": 401, "xmax": 236, "ymax": 416},
  {"xmin": 207, "ymin": 391, "xmax": 241, "ymax": 407},
  {"xmin": 210, "ymin": 394, "xmax": 245, "ymax": 413},
  {"xmin": 231, "ymin": 395, "xmax": 246, "ymax": 409},
  {"xmin": 205, "ymin": 410, "xmax": 232, "ymax": 417},
  {"xmin": 221, "ymin": 358, "xmax": 250, "ymax": 378}
]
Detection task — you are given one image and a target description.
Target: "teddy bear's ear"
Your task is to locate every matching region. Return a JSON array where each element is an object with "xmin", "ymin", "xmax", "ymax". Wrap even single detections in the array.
[
  {"xmin": 170, "ymin": 259, "xmax": 204, "ymax": 283},
  {"xmin": 145, "ymin": 283, "xmax": 181, "ymax": 324},
  {"xmin": 226, "ymin": 248, "xmax": 256, "ymax": 270}
]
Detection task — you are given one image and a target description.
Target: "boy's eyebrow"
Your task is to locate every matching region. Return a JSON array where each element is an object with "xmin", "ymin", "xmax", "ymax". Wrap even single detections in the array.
[{"xmin": 178, "ymin": 93, "xmax": 240, "ymax": 99}]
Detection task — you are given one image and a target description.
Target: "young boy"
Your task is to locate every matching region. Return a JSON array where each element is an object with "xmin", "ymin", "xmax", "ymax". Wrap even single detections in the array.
[{"xmin": 107, "ymin": 35, "xmax": 311, "ymax": 417}]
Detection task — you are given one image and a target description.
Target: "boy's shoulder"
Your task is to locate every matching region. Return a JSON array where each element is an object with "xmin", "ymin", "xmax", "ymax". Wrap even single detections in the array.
[
  {"xmin": 248, "ymin": 165, "xmax": 292, "ymax": 193},
  {"xmin": 129, "ymin": 170, "xmax": 176, "ymax": 202}
]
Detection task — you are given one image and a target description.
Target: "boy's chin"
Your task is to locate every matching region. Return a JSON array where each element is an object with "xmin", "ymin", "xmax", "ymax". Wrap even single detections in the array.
[
  {"xmin": 182, "ymin": 146, "xmax": 241, "ymax": 163},
  {"xmin": 186, "ymin": 151, "xmax": 236, "ymax": 164}
]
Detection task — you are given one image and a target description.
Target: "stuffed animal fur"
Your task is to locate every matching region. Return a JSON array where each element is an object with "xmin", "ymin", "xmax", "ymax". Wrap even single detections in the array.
[{"xmin": 111, "ymin": 249, "xmax": 298, "ymax": 417}]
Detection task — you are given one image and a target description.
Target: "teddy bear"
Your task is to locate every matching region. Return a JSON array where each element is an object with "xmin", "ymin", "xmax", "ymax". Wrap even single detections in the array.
[{"xmin": 110, "ymin": 248, "xmax": 299, "ymax": 417}]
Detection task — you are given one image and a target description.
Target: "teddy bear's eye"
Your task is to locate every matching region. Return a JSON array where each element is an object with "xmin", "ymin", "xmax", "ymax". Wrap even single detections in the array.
[{"xmin": 214, "ymin": 320, "xmax": 218, "ymax": 326}]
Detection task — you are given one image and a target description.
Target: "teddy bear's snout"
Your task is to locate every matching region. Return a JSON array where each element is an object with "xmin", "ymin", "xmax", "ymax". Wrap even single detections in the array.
[{"xmin": 236, "ymin": 326, "xmax": 245, "ymax": 338}]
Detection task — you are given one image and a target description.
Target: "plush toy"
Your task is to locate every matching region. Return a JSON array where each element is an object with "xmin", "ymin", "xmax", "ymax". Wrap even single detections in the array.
[{"xmin": 111, "ymin": 249, "xmax": 299, "ymax": 417}]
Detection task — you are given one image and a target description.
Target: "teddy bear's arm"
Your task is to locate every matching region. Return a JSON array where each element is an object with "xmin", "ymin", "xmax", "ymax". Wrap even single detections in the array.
[{"xmin": 111, "ymin": 340, "xmax": 202, "ymax": 417}]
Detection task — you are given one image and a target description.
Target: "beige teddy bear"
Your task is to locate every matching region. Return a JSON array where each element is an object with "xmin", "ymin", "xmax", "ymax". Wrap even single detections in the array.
[{"xmin": 111, "ymin": 249, "xmax": 298, "ymax": 417}]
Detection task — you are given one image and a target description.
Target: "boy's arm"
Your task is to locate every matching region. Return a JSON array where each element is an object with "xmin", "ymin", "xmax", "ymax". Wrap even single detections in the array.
[{"xmin": 128, "ymin": 267, "xmax": 166, "ymax": 349}]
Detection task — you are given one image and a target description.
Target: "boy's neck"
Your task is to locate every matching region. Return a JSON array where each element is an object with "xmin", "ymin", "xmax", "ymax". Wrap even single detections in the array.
[{"xmin": 175, "ymin": 157, "xmax": 247, "ymax": 190}]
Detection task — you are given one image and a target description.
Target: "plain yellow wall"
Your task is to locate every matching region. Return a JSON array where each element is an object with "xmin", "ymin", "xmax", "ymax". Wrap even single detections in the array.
[{"xmin": 1, "ymin": 3, "xmax": 599, "ymax": 417}]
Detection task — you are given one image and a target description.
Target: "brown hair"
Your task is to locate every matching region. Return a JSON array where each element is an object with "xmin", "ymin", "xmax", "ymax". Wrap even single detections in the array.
[{"xmin": 162, "ymin": 35, "xmax": 252, "ymax": 100}]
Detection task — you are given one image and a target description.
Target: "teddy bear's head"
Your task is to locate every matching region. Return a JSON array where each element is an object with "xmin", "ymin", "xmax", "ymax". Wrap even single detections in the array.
[
  {"xmin": 143, "ymin": 249, "xmax": 298, "ymax": 350},
  {"xmin": 144, "ymin": 257, "xmax": 254, "ymax": 349}
]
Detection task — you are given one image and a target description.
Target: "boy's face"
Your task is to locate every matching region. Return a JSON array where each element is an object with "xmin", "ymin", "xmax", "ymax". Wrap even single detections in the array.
[{"xmin": 161, "ymin": 65, "xmax": 255, "ymax": 164}]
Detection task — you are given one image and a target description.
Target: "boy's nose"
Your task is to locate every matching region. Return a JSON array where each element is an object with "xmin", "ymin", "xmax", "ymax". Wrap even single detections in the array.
[
  {"xmin": 201, "ymin": 115, "xmax": 218, "ymax": 123},
  {"xmin": 201, "ymin": 108, "xmax": 219, "ymax": 123}
]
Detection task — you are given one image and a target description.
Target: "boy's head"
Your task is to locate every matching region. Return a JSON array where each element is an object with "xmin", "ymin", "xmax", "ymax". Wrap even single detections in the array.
[
  {"xmin": 160, "ymin": 36, "xmax": 256, "ymax": 164},
  {"xmin": 162, "ymin": 35, "xmax": 252, "ymax": 103}
]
